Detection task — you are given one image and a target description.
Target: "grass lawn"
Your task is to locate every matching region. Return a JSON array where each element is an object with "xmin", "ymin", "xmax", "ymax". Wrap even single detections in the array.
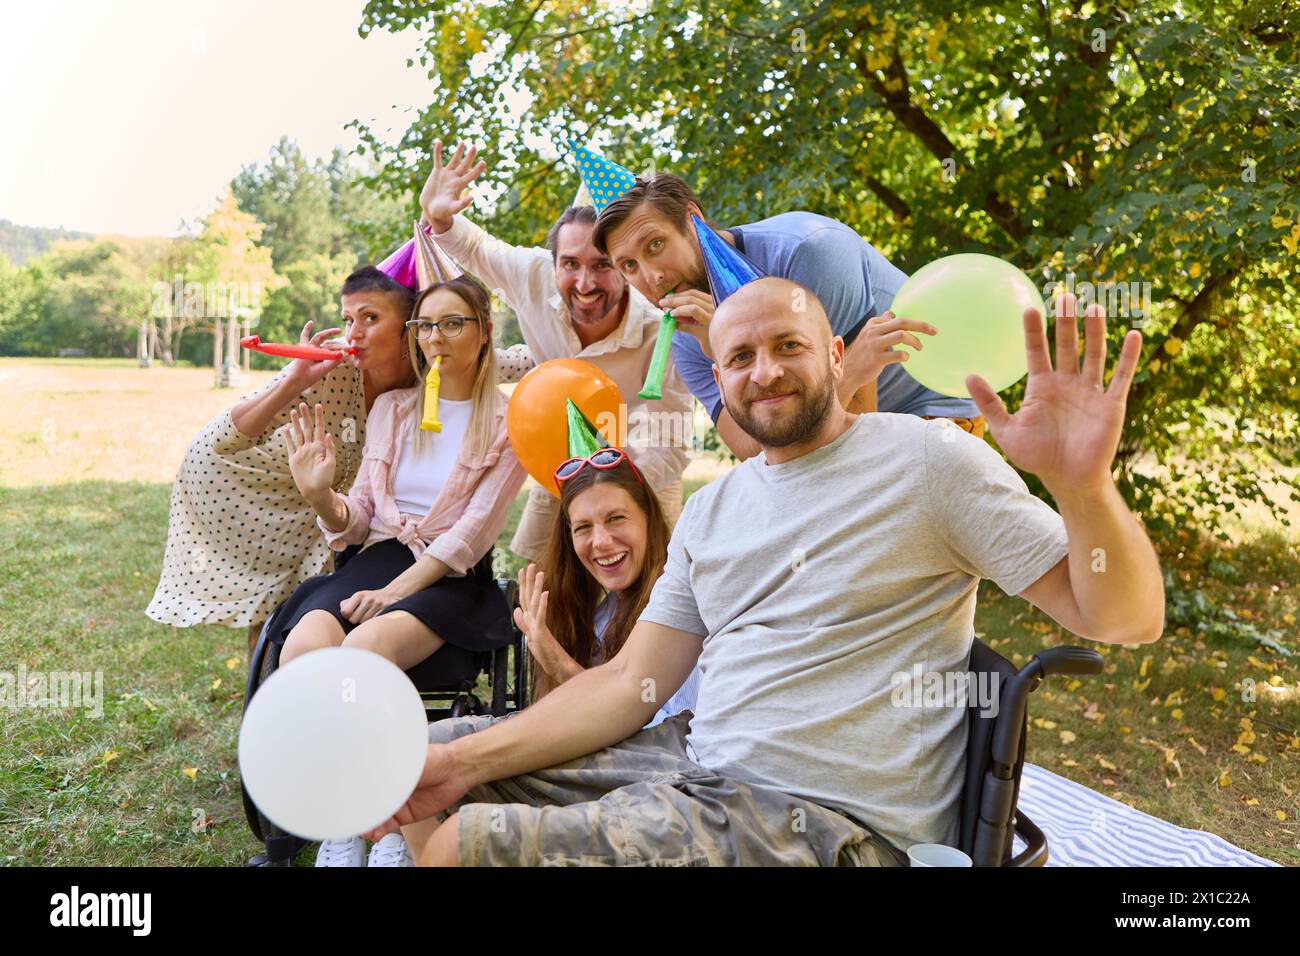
[{"xmin": 1, "ymin": 359, "xmax": 1296, "ymax": 865}]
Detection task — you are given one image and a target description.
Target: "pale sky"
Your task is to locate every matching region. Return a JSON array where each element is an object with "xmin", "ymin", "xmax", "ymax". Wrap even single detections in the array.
[{"xmin": 0, "ymin": 0, "xmax": 434, "ymax": 237}]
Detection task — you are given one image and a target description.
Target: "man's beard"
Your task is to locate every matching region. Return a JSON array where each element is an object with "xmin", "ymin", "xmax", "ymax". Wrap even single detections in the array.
[
  {"xmin": 566, "ymin": 288, "xmax": 616, "ymax": 325},
  {"xmin": 724, "ymin": 366, "xmax": 837, "ymax": 448}
]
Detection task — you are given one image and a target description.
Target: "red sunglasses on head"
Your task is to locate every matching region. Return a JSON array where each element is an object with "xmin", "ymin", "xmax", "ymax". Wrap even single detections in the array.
[{"xmin": 554, "ymin": 447, "xmax": 644, "ymax": 488}]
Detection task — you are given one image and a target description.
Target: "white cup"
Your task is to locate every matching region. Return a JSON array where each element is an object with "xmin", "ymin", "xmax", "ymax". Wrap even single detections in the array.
[{"xmin": 907, "ymin": 843, "xmax": 973, "ymax": 867}]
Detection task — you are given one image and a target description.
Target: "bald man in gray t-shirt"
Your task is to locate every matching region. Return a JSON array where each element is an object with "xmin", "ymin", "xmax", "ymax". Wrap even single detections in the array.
[{"xmin": 378, "ymin": 277, "xmax": 1164, "ymax": 867}]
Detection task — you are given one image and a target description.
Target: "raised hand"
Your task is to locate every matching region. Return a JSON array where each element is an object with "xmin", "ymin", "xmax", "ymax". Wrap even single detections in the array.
[
  {"xmin": 513, "ymin": 563, "xmax": 554, "ymax": 645},
  {"xmin": 283, "ymin": 401, "xmax": 337, "ymax": 501},
  {"xmin": 514, "ymin": 563, "xmax": 579, "ymax": 682},
  {"xmin": 284, "ymin": 321, "xmax": 347, "ymax": 387},
  {"xmin": 419, "ymin": 140, "xmax": 487, "ymax": 234},
  {"xmin": 841, "ymin": 311, "xmax": 937, "ymax": 396},
  {"xmin": 966, "ymin": 293, "xmax": 1142, "ymax": 496}
]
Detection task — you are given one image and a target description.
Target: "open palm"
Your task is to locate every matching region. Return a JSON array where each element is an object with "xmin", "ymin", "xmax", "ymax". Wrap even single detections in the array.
[
  {"xmin": 283, "ymin": 401, "xmax": 336, "ymax": 500},
  {"xmin": 966, "ymin": 295, "xmax": 1142, "ymax": 495},
  {"xmin": 419, "ymin": 140, "xmax": 487, "ymax": 234}
]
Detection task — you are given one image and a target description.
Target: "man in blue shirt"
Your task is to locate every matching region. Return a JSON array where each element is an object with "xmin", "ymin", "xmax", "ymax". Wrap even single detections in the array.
[{"xmin": 592, "ymin": 174, "xmax": 983, "ymax": 459}]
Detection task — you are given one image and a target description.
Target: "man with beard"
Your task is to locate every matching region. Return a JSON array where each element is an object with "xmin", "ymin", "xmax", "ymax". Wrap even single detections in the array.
[
  {"xmin": 420, "ymin": 141, "xmax": 692, "ymax": 560},
  {"xmin": 368, "ymin": 276, "xmax": 1165, "ymax": 866},
  {"xmin": 590, "ymin": 172, "xmax": 985, "ymax": 460}
]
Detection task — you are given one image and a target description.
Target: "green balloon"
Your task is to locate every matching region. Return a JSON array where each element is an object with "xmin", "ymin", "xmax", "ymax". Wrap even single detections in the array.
[{"xmin": 890, "ymin": 253, "xmax": 1043, "ymax": 398}]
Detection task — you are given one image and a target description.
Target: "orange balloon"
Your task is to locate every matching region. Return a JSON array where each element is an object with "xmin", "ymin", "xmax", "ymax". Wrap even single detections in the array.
[{"xmin": 507, "ymin": 359, "xmax": 625, "ymax": 497}]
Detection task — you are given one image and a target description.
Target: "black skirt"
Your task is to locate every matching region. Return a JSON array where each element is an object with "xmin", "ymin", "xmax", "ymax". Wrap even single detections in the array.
[{"xmin": 271, "ymin": 538, "xmax": 512, "ymax": 682}]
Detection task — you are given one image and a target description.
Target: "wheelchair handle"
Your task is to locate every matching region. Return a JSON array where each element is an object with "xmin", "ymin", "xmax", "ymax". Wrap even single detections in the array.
[{"xmin": 1026, "ymin": 646, "xmax": 1105, "ymax": 679}]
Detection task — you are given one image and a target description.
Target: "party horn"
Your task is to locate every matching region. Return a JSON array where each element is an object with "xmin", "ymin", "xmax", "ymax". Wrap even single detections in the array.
[
  {"xmin": 636, "ymin": 311, "xmax": 677, "ymax": 400},
  {"xmin": 240, "ymin": 335, "xmax": 356, "ymax": 361},
  {"xmin": 420, "ymin": 356, "xmax": 442, "ymax": 432}
]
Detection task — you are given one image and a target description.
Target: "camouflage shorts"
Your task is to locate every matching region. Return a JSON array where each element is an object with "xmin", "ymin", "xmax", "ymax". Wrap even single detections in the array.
[{"xmin": 426, "ymin": 711, "xmax": 908, "ymax": 867}]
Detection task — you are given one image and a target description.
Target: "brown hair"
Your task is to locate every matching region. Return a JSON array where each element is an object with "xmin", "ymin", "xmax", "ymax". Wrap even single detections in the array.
[
  {"xmin": 545, "ymin": 206, "xmax": 599, "ymax": 263},
  {"xmin": 591, "ymin": 173, "xmax": 706, "ymax": 255},
  {"xmin": 532, "ymin": 458, "xmax": 670, "ymax": 700},
  {"xmin": 406, "ymin": 275, "xmax": 499, "ymax": 460}
]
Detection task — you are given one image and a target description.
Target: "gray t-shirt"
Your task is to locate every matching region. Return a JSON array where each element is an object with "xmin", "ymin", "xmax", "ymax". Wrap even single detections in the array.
[{"xmin": 640, "ymin": 413, "xmax": 1069, "ymax": 850}]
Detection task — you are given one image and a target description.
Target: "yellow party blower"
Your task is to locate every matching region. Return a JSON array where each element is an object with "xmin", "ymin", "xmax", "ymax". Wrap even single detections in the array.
[{"xmin": 421, "ymin": 356, "xmax": 442, "ymax": 432}]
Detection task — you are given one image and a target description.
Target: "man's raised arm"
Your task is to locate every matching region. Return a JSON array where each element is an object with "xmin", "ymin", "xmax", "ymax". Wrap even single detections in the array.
[
  {"xmin": 968, "ymin": 294, "xmax": 1165, "ymax": 646},
  {"xmin": 419, "ymin": 139, "xmax": 550, "ymax": 308}
]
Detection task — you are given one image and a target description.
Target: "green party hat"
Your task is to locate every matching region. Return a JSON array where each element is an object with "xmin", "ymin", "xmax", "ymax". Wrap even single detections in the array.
[{"xmin": 566, "ymin": 399, "xmax": 610, "ymax": 459}]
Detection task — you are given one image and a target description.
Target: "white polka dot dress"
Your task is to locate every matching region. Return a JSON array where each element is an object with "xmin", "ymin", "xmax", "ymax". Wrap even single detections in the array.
[
  {"xmin": 495, "ymin": 344, "xmax": 535, "ymax": 383},
  {"xmin": 145, "ymin": 364, "xmax": 367, "ymax": 629}
]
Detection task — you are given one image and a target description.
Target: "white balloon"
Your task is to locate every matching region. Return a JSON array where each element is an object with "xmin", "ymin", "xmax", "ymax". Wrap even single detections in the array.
[{"xmin": 239, "ymin": 647, "xmax": 428, "ymax": 841}]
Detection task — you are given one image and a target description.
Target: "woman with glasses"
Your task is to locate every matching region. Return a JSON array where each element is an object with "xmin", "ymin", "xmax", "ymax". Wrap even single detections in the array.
[
  {"xmin": 513, "ymin": 447, "xmax": 701, "ymax": 726},
  {"xmin": 274, "ymin": 275, "xmax": 527, "ymax": 866}
]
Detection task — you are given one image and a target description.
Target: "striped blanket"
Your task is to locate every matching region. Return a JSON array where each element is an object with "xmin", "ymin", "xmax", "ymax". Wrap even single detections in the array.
[{"xmin": 1014, "ymin": 763, "xmax": 1278, "ymax": 866}]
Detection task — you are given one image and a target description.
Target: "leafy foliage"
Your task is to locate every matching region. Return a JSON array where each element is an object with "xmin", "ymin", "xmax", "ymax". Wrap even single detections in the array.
[{"xmin": 354, "ymin": 0, "xmax": 1300, "ymax": 541}]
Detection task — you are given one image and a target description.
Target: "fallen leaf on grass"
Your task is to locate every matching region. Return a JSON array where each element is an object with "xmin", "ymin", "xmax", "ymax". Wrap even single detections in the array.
[
  {"xmin": 1097, "ymin": 755, "xmax": 1118, "ymax": 771},
  {"xmin": 102, "ymin": 750, "xmax": 120, "ymax": 765},
  {"xmin": 1060, "ymin": 730, "xmax": 1077, "ymax": 744},
  {"xmin": 182, "ymin": 767, "xmax": 197, "ymax": 781}
]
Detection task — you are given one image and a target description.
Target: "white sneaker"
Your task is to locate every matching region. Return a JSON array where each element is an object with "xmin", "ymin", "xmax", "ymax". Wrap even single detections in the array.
[
  {"xmin": 315, "ymin": 836, "xmax": 366, "ymax": 867},
  {"xmin": 367, "ymin": 832, "xmax": 414, "ymax": 867}
]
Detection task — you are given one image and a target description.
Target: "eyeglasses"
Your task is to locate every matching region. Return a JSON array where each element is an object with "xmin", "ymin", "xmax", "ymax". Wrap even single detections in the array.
[
  {"xmin": 554, "ymin": 447, "xmax": 644, "ymax": 488},
  {"xmin": 405, "ymin": 315, "xmax": 479, "ymax": 339}
]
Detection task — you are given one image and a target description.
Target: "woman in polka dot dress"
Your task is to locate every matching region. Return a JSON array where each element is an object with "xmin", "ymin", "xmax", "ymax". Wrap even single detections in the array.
[
  {"xmin": 147, "ymin": 263, "xmax": 537, "ymax": 651},
  {"xmin": 146, "ymin": 267, "xmax": 415, "ymax": 649}
]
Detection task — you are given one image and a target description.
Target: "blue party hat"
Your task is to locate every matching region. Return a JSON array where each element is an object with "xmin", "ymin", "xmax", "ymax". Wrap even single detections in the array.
[
  {"xmin": 568, "ymin": 141, "xmax": 638, "ymax": 214},
  {"xmin": 691, "ymin": 214, "xmax": 766, "ymax": 303}
]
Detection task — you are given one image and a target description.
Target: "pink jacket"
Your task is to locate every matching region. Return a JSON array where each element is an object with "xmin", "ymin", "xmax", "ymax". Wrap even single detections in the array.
[{"xmin": 319, "ymin": 386, "xmax": 527, "ymax": 575}]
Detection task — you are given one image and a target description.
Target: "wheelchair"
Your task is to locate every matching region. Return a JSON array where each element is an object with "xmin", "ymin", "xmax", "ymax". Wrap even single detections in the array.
[
  {"xmin": 960, "ymin": 639, "xmax": 1104, "ymax": 866},
  {"xmin": 240, "ymin": 544, "xmax": 530, "ymax": 867}
]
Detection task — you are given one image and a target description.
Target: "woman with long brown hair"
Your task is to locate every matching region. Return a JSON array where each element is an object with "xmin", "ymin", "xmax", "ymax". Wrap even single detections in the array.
[{"xmin": 514, "ymin": 448, "xmax": 700, "ymax": 725}]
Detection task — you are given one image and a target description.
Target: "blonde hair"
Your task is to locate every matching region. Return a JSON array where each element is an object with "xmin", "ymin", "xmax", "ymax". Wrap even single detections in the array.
[{"xmin": 406, "ymin": 276, "xmax": 500, "ymax": 462}]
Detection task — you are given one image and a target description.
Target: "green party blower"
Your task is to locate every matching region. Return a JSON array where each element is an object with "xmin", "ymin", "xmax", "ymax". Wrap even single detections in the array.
[{"xmin": 636, "ymin": 311, "xmax": 677, "ymax": 400}]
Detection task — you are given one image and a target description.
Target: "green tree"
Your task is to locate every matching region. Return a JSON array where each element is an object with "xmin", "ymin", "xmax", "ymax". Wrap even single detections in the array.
[
  {"xmin": 354, "ymin": 0, "xmax": 1300, "ymax": 541},
  {"xmin": 0, "ymin": 241, "xmax": 152, "ymax": 357}
]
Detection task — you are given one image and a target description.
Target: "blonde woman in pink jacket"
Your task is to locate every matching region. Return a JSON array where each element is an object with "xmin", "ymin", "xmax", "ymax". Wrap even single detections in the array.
[{"xmin": 277, "ymin": 273, "xmax": 526, "ymax": 683}]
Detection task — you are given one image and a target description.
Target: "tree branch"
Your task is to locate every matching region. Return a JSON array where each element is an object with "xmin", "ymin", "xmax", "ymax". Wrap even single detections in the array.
[
  {"xmin": 863, "ymin": 176, "xmax": 912, "ymax": 221},
  {"xmin": 852, "ymin": 43, "xmax": 1030, "ymax": 244}
]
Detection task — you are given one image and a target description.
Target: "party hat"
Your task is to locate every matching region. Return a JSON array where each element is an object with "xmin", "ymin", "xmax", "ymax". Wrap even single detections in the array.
[
  {"xmin": 566, "ymin": 399, "xmax": 609, "ymax": 459},
  {"xmin": 413, "ymin": 220, "xmax": 463, "ymax": 288},
  {"xmin": 376, "ymin": 237, "xmax": 420, "ymax": 290},
  {"xmin": 572, "ymin": 179, "xmax": 594, "ymax": 209},
  {"xmin": 568, "ymin": 141, "xmax": 638, "ymax": 214},
  {"xmin": 691, "ymin": 214, "xmax": 765, "ymax": 304}
]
